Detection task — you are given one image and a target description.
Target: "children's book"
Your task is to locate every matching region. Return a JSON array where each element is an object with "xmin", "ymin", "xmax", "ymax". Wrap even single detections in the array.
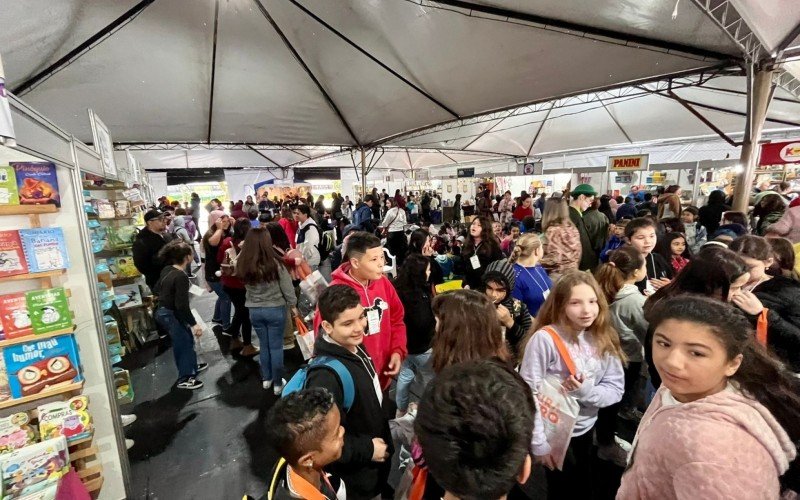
[
  {"xmin": 0, "ymin": 436, "xmax": 68, "ymax": 498},
  {"xmin": 110, "ymin": 255, "xmax": 139, "ymax": 278},
  {"xmin": 0, "ymin": 167, "xmax": 20, "ymax": 205},
  {"xmin": 0, "ymin": 413, "xmax": 36, "ymax": 454},
  {"xmin": 11, "ymin": 162, "xmax": 61, "ymax": 207},
  {"xmin": 113, "ymin": 284, "xmax": 142, "ymax": 309},
  {"xmin": 37, "ymin": 396, "xmax": 93, "ymax": 444},
  {"xmin": 114, "ymin": 200, "xmax": 131, "ymax": 218},
  {"xmin": 0, "ymin": 293, "xmax": 32, "ymax": 339},
  {"xmin": 25, "ymin": 288, "xmax": 71, "ymax": 334},
  {"xmin": 0, "ymin": 356, "xmax": 11, "ymax": 403},
  {"xmin": 0, "ymin": 230, "xmax": 28, "ymax": 278},
  {"xmin": 19, "ymin": 228, "xmax": 70, "ymax": 272},
  {"xmin": 92, "ymin": 199, "xmax": 115, "ymax": 219},
  {"xmin": 3, "ymin": 334, "xmax": 82, "ymax": 399}
]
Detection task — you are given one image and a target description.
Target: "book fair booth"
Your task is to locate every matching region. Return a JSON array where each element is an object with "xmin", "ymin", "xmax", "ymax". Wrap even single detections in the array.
[{"xmin": 0, "ymin": 93, "xmax": 144, "ymax": 498}]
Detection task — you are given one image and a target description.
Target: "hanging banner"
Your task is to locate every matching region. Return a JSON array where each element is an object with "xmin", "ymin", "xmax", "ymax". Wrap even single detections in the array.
[
  {"xmin": 0, "ymin": 54, "xmax": 15, "ymax": 147},
  {"xmin": 759, "ymin": 140, "xmax": 800, "ymax": 166},
  {"xmin": 608, "ymin": 154, "xmax": 648, "ymax": 171},
  {"xmin": 88, "ymin": 109, "xmax": 118, "ymax": 179}
]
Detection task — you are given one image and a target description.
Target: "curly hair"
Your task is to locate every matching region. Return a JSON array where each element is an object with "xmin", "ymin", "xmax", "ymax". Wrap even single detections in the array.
[{"xmin": 264, "ymin": 387, "xmax": 336, "ymax": 463}]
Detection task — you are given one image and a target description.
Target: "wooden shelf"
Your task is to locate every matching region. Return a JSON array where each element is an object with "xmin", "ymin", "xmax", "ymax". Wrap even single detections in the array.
[
  {"xmin": 83, "ymin": 185, "xmax": 125, "ymax": 191},
  {"xmin": 111, "ymin": 275, "xmax": 141, "ymax": 285},
  {"xmin": 67, "ymin": 432, "xmax": 95, "ymax": 448},
  {"xmin": 0, "ymin": 381, "xmax": 84, "ymax": 410},
  {"xmin": 88, "ymin": 216, "xmax": 135, "ymax": 221},
  {"xmin": 0, "ymin": 327, "xmax": 74, "ymax": 348},
  {"xmin": 0, "ymin": 269, "xmax": 66, "ymax": 283},
  {"xmin": 0, "ymin": 204, "xmax": 58, "ymax": 215}
]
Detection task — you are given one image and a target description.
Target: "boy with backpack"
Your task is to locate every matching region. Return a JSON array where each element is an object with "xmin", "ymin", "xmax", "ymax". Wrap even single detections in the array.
[
  {"xmin": 292, "ymin": 285, "xmax": 392, "ymax": 500},
  {"xmin": 262, "ymin": 387, "xmax": 346, "ymax": 500},
  {"xmin": 315, "ymin": 232, "xmax": 406, "ymax": 389}
]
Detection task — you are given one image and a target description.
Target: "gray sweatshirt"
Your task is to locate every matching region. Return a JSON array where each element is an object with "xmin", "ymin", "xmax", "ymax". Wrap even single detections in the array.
[
  {"xmin": 609, "ymin": 284, "xmax": 649, "ymax": 362},
  {"xmin": 244, "ymin": 264, "xmax": 297, "ymax": 308}
]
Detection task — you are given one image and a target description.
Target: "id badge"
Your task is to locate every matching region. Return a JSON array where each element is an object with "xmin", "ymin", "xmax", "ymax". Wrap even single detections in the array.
[
  {"xmin": 470, "ymin": 255, "xmax": 481, "ymax": 270},
  {"xmin": 367, "ymin": 309, "xmax": 381, "ymax": 334},
  {"xmin": 541, "ymin": 289, "xmax": 550, "ymax": 301}
]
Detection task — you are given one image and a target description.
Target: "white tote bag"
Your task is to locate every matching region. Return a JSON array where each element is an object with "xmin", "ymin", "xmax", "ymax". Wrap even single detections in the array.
[{"xmin": 535, "ymin": 326, "xmax": 580, "ymax": 470}]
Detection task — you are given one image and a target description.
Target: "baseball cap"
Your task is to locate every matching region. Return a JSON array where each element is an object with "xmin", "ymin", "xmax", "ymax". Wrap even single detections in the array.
[{"xmin": 144, "ymin": 209, "xmax": 166, "ymax": 222}]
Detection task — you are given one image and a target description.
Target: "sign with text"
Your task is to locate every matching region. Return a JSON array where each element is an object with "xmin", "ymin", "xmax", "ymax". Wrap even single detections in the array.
[
  {"xmin": 759, "ymin": 140, "xmax": 800, "ymax": 166},
  {"xmin": 608, "ymin": 154, "xmax": 648, "ymax": 171},
  {"xmin": 457, "ymin": 167, "xmax": 475, "ymax": 178}
]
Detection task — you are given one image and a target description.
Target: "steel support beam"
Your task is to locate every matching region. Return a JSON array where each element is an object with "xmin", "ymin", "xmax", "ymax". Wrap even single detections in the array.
[
  {"xmin": 666, "ymin": 90, "xmax": 740, "ymax": 146},
  {"xmin": 252, "ymin": 0, "xmax": 361, "ymax": 146},
  {"xmin": 207, "ymin": 0, "xmax": 221, "ymax": 143},
  {"xmin": 733, "ymin": 66, "xmax": 774, "ymax": 212},
  {"xmin": 689, "ymin": 0, "xmax": 764, "ymax": 61},
  {"xmin": 12, "ymin": 0, "xmax": 156, "ymax": 96}
]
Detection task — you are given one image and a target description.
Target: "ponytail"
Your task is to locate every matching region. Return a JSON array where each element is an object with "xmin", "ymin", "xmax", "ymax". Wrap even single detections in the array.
[
  {"xmin": 593, "ymin": 247, "xmax": 644, "ymax": 303},
  {"xmin": 509, "ymin": 233, "xmax": 541, "ymax": 265},
  {"xmin": 509, "ymin": 244, "xmax": 523, "ymax": 264}
]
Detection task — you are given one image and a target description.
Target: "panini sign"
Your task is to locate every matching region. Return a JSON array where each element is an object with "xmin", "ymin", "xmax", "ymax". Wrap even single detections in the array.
[{"xmin": 608, "ymin": 154, "xmax": 648, "ymax": 171}]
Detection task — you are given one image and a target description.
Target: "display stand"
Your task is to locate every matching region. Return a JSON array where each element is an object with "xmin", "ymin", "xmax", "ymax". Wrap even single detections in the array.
[{"xmin": 0, "ymin": 94, "xmax": 129, "ymax": 499}]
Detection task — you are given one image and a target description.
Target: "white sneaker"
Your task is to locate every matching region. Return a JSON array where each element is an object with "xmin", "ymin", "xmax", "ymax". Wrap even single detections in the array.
[
  {"xmin": 273, "ymin": 378, "xmax": 286, "ymax": 396},
  {"xmin": 597, "ymin": 442, "xmax": 629, "ymax": 467},
  {"xmin": 262, "ymin": 380, "xmax": 273, "ymax": 390},
  {"xmin": 121, "ymin": 414, "xmax": 137, "ymax": 427},
  {"xmin": 125, "ymin": 439, "xmax": 134, "ymax": 450}
]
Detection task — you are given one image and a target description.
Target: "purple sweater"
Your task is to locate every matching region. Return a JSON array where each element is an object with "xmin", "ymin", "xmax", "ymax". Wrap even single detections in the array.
[{"xmin": 519, "ymin": 326, "xmax": 624, "ymax": 456}]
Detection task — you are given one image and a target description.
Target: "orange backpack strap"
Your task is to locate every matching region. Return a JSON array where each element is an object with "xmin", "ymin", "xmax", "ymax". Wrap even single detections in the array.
[
  {"xmin": 541, "ymin": 326, "xmax": 577, "ymax": 376},
  {"xmin": 756, "ymin": 309, "xmax": 769, "ymax": 346}
]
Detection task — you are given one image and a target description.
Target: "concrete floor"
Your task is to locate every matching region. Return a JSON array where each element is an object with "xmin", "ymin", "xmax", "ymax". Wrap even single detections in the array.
[{"xmin": 121, "ymin": 282, "xmax": 628, "ymax": 499}]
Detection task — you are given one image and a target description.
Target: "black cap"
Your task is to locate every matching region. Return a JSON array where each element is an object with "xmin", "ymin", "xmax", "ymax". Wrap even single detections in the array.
[{"xmin": 144, "ymin": 209, "xmax": 166, "ymax": 222}]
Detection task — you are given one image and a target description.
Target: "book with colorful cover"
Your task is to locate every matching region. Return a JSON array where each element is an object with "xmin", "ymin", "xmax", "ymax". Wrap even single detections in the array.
[
  {"xmin": 113, "ymin": 284, "xmax": 142, "ymax": 309},
  {"xmin": 11, "ymin": 162, "xmax": 61, "ymax": 208},
  {"xmin": 92, "ymin": 199, "xmax": 115, "ymax": 219},
  {"xmin": 26, "ymin": 288, "xmax": 71, "ymax": 334},
  {"xmin": 0, "ymin": 293, "xmax": 32, "ymax": 340},
  {"xmin": 0, "ymin": 167, "xmax": 19, "ymax": 205},
  {"xmin": 19, "ymin": 228, "xmax": 70, "ymax": 273},
  {"xmin": 114, "ymin": 200, "xmax": 131, "ymax": 218},
  {"xmin": 0, "ymin": 436, "xmax": 68, "ymax": 498},
  {"xmin": 110, "ymin": 255, "xmax": 139, "ymax": 278},
  {"xmin": 3, "ymin": 334, "xmax": 82, "ymax": 399},
  {"xmin": 0, "ymin": 230, "xmax": 28, "ymax": 278}
]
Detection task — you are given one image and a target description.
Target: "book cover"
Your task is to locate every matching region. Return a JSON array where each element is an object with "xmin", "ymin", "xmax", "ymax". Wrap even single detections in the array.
[
  {"xmin": 113, "ymin": 284, "xmax": 142, "ymax": 309},
  {"xmin": 0, "ymin": 436, "xmax": 68, "ymax": 498},
  {"xmin": 92, "ymin": 199, "xmax": 115, "ymax": 219},
  {"xmin": 3, "ymin": 334, "xmax": 82, "ymax": 399},
  {"xmin": 0, "ymin": 293, "xmax": 32, "ymax": 339},
  {"xmin": 11, "ymin": 162, "xmax": 61, "ymax": 208},
  {"xmin": 26, "ymin": 288, "xmax": 72, "ymax": 334},
  {"xmin": 0, "ymin": 230, "xmax": 28, "ymax": 277},
  {"xmin": 37, "ymin": 396, "xmax": 93, "ymax": 444},
  {"xmin": 111, "ymin": 255, "xmax": 139, "ymax": 278},
  {"xmin": 0, "ymin": 412, "xmax": 36, "ymax": 454},
  {"xmin": 19, "ymin": 228, "xmax": 70, "ymax": 272},
  {"xmin": 0, "ymin": 167, "xmax": 19, "ymax": 205},
  {"xmin": 114, "ymin": 200, "xmax": 131, "ymax": 218}
]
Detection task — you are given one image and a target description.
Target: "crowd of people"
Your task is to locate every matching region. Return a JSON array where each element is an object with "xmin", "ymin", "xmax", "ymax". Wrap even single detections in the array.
[{"xmin": 131, "ymin": 180, "xmax": 800, "ymax": 499}]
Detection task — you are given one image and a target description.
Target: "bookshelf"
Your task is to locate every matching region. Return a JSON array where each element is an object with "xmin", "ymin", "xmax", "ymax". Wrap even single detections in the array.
[
  {"xmin": 0, "ymin": 327, "xmax": 74, "ymax": 348},
  {"xmin": 0, "ymin": 382, "xmax": 84, "ymax": 410}
]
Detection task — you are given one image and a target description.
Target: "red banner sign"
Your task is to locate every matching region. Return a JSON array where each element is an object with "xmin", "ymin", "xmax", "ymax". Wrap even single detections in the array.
[
  {"xmin": 608, "ymin": 154, "xmax": 648, "ymax": 171},
  {"xmin": 759, "ymin": 140, "xmax": 800, "ymax": 166}
]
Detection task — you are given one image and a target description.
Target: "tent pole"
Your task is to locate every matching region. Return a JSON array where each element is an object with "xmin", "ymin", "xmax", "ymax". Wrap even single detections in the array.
[
  {"xmin": 732, "ymin": 66, "xmax": 773, "ymax": 213},
  {"xmin": 361, "ymin": 148, "xmax": 367, "ymax": 201}
]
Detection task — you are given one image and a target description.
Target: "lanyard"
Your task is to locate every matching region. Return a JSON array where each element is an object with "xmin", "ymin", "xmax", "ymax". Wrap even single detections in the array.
[{"xmin": 521, "ymin": 265, "xmax": 547, "ymax": 293}]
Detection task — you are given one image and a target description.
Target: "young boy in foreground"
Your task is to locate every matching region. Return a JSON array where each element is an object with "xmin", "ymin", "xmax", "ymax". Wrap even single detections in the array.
[
  {"xmin": 415, "ymin": 359, "xmax": 535, "ymax": 500},
  {"xmin": 307, "ymin": 285, "xmax": 392, "ymax": 500},
  {"xmin": 263, "ymin": 388, "xmax": 346, "ymax": 500}
]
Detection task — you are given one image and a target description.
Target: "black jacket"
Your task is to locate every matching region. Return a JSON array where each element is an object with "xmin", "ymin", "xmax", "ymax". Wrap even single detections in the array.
[
  {"xmin": 462, "ymin": 245, "xmax": 504, "ymax": 290},
  {"xmin": 132, "ymin": 227, "xmax": 167, "ymax": 289},
  {"xmin": 698, "ymin": 203, "xmax": 730, "ymax": 235},
  {"xmin": 305, "ymin": 336, "xmax": 392, "ymax": 500},
  {"xmin": 753, "ymin": 276, "xmax": 800, "ymax": 372},
  {"xmin": 635, "ymin": 253, "xmax": 674, "ymax": 294},
  {"xmin": 395, "ymin": 285, "xmax": 435, "ymax": 355},
  {"xmin": 569, "ymin": 206, "xmax": 599, "ymax": 271}
]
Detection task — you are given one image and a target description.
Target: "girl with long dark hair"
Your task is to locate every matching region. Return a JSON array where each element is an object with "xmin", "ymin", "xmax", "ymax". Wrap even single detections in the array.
[
  {"xmin": 655, "ymin": 232, "xmax": 692, "ymax": 274},
  {"xmin": 236, "ymin": 228, "xmax": 299, "ymax": 393},
  {"xmin": 202, "ymin": 211, "xmax": 231, "ymax": 329},
  {"xmin": 217, "ymin": 218, "xmax": 257, "ymax": 356},
  {"xmin": 408, "ymin": 228, "xmax": 444, "ymax": 286},
  {"xmin": 619, "ymin": 296, "xmax": 800, "ymax": 498},
  {"xmin": 462, "ymin": 216, "xmax": 503, "ymax": 290}
]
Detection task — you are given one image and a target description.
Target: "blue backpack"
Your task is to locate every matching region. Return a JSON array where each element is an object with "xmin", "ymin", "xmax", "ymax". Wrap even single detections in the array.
[{"xmin": 281, "ymin": 356, "xmax": 356, "ymax": 412}]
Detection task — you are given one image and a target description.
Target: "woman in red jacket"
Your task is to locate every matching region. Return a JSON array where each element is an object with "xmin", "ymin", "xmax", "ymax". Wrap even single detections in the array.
[
  {"xmin": 277, "ymin": 207, "xmax": 297, "ymax": 248},
  {"xmin": 217, "ymin": 218, "xmax": 257, "ymax": 356}
]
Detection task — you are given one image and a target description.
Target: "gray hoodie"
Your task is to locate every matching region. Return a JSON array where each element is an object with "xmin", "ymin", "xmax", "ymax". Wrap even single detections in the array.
[
  {"xmin": 171, "ymin": 216, "xmax": 192, "ymax": 245},
  {"xmin": 610, "ymin": 284, "xmax": 648, "ymax": 362},
  {"xmin": 244, "ymin": 264, "xmax": 297, "ymax": 309}
]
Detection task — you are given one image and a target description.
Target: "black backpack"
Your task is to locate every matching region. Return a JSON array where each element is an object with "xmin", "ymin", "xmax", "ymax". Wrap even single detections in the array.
[{"xmin": 300, "ymin": 223, "xmax": 334, "ymax": 262}]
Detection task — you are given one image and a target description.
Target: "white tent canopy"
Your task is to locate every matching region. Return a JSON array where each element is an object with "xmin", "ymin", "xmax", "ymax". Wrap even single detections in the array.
[{"xmin": 1, "ymin": 0, "xmax": 799, "ymax": 171}]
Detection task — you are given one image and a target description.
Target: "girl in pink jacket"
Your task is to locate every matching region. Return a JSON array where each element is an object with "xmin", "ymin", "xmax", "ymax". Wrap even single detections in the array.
[{"xmin": 618, "ymin": 295, "xmax": 800, "ymax": 499}]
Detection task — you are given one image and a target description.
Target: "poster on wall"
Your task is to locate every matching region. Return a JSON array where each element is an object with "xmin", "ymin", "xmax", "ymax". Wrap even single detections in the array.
[
  {"xmin": 0, "ymin": 54, "xmax": 15, "ymax": 146},
  {"xmin": 88, "ymin": 109, "xmax": 118, "ymax": 179}
]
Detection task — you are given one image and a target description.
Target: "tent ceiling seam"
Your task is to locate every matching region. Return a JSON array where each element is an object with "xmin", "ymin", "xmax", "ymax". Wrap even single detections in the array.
[
  {"xmin": 207, "ymin": 0, "xmax": 221, "ymax": 144},
  {"xmin": 526, "ymin": 102, "xmax": 554, "ymax": 157},
  {"xmin": 423, "ymin": 0, "xmax": 739, "ymax": 62},
  {"xmin": 246, "ymin": 145, "xmax": 285, "ymax": 169},
  {"xmin": 288, "ymin": 0, "xmax": 460, "ymax": 119},
  {"xmin": 12, "ymin": 0, "xmax": 156, "ymax": 96},
  {"xmin": 600, "ymin": 101, "xmax": 633, "ymax": 143},
  {"xmin": 252, "ymin": 0, "xmax": 362, "ymax": 146},
  {"xmin": 661, "ymin": 89, "xmax": 741, "ymax": 147}
]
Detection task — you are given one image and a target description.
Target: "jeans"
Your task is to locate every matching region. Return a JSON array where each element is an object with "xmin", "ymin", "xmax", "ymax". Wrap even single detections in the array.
[
  {"xmin": 154, "ymin": 308, "xmax": 198, "ymax": 382},
  {"xmin": 395, "ymin": 349, "xmax": 433, "ymax": 412},
  {"xmin": 208, "ymin": 281, "xmax": 231, "ymax": 329},
  {"xmin": 224, "ymin": 286, "xmax": 252, "ymax": 345},
  {"xmin": 250, "ymin": 306, "xmax": 287, "ymax": 383}
]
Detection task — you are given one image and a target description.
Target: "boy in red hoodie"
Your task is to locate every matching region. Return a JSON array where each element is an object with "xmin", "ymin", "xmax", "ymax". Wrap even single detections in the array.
[{"xmin": 314, "ymin": 231, "xmax": 406, "ymax": 388}]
